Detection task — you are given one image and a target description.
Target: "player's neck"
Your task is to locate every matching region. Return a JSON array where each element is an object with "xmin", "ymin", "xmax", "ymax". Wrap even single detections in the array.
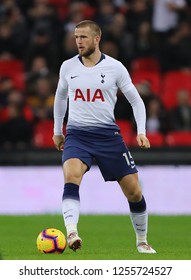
[{"xmin": 81, "ymin": 50, "xmax": 102, "ymax": 67}]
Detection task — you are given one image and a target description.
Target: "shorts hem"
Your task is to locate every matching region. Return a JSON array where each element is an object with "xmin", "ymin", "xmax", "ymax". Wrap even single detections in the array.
[{"xmin": 104, "ymin": 169, "xmax": 138, "ymax": 182}]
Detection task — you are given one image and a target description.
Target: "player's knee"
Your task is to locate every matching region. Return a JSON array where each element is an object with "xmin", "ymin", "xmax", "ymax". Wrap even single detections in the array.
[
  {"xmin": 63, "ymin": 159, "xmax": 86, "ymax": 184},
  {"xmin": 128, "ymin": 189, "xmax": 142, "ymax": 202},
  {"xmin": 119, "ymin": 175, "xmax": 142, "ymax": 202},
  {"xmin": 64, "ymin": 169, "xmax": 83, "ymax": 184},
  {"xmin": 64, "ymin": 172, "xmax": 81, "ymax": 184}
]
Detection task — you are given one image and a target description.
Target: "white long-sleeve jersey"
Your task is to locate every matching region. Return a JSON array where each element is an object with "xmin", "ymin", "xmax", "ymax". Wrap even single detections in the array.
[{"xmin": 53, "ymin": 54, "xmax": 146, "ymax": 135}]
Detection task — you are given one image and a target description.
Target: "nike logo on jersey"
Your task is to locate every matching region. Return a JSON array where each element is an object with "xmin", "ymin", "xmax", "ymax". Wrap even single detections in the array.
[{"xmin": 71, "ymin": 75, "xmax": 79, "ymax": 79}]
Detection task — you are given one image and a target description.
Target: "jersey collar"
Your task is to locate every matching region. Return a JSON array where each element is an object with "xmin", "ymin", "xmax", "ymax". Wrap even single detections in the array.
[{"xmin": 78, "ymin": 53, "xmax": 106, "ymax": 65}]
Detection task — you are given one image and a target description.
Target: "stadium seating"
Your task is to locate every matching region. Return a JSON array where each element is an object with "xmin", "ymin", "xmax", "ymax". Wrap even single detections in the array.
[
  {"xmin": 131, "ymin": 70, "xmax": 162, "ymax": 96},
  {"xmin": 130, "ymin": 57, "xmax": 160, "ymax": 72},
  {"xmin": 146, "ymin": 132, "xmax": 166, "ymax": 147},
  {"xmin": 166, "ymin": 131, "xmax": 191, "ymax": 146},
  {"xmin": 116, "ymin": 119, "xmax": 135, "ymax": 146},
  {"xmin": 48, "ymin": 0, "xmax": 68, "ymax": 3},
  {"xmin": 32, "ymin": 120, "xmax": 55, "ymax": 148},
  {"xmin": 161, "ymin": 70, "xmax": 191, "ymax": 110},
  {"xmin": 48, "ymin": 0, "xmax": 70, "ymax": 20},
  {"xmin": 48, "ymin": 0, "xmax": 95, "ymax": 19},
  {"xmin": 0, "ymin": 59, "xmax": 25, "ymax": 90}
]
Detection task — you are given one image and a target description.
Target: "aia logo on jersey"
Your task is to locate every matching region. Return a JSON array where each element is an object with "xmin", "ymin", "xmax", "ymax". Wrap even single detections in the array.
[{"xmin": 74, "ymin": 89, "xmax": 104, "ymax": 102}]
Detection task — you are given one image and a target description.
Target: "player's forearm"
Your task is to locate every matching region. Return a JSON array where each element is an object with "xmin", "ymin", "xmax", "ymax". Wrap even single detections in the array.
[
  {"xmin": 53, "ymin": 105, "xmax": 67, "ymax": 135},
  {"xmin": 132, "ymin": 99, "xmax": 146, "ymax": 135},
  {"xmin": 53, "ymin": 92, "xmax": 68, "ymax": 135},
  {"xmin": 123, "ymin": 84, "xmax": 146, "ymax": 135}
]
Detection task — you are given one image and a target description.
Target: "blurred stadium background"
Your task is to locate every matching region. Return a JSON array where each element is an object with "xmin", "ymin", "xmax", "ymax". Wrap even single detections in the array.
[{"xmin": 0, "ymin": 0, "xmax": 191, "ymax": 216}]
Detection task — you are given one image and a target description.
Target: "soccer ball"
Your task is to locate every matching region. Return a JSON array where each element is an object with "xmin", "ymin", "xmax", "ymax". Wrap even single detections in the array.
[{"xmin": 36, "ymin": 228, "xmax": 67, "ymax": 254}]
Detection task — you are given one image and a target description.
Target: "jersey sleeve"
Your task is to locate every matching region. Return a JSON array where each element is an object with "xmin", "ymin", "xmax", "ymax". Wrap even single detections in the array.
[
  {"xmin": 53, "ymin": 64, "xmax": 68, "ymax": 135},
  {"xmin": 116, "ymin": 63, "xmax": 146, "ymax": 135}
]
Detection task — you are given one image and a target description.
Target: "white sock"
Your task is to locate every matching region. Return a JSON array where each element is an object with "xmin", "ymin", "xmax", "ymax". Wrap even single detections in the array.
[
  {"xmin": 130, "ymin": 211, "xmax": 148, "ymax": 246},
  {"xmin": 62, "ymin": 198, "xmax": 80, "ymax": 235}
]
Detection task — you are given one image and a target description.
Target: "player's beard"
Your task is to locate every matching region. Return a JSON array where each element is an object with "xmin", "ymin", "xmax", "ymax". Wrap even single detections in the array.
[{"xmin": 80, "ymin": 45, "xmax": 96, "ymax": 58}]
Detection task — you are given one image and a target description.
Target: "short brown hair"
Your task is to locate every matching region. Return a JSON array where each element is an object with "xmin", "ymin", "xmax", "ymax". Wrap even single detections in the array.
[{"xmin": 75, "ymin": 20, "xmax": 102, "ymax": 37}]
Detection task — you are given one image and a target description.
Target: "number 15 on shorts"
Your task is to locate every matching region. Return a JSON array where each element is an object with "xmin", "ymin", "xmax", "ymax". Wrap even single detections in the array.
[{"xmin": 123, "ymin": 152, "xmax": 135, "ymax": 168}]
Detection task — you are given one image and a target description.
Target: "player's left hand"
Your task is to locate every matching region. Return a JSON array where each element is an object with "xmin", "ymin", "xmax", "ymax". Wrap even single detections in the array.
[{"xmin": 136, "ymin": 134, "xmax": 150, "ymax": 149}]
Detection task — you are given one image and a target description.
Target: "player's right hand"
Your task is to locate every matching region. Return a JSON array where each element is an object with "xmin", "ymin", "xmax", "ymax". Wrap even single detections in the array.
[
  {"xmin": 52, "ymin": 135, "xmax": 65, "ymax": 151},
  {"xmin": 136, "ymin": 134, "xmax": 150, "ymax": 149}
]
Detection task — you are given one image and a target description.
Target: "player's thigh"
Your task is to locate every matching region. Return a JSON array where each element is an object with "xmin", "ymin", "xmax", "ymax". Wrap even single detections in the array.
[
  {"xmin": 63, "ymin": 158, "xmax": 88, "ymax": 185},
  {"xmin": 95, "ymin": 143, "xmax": 137, "ymax": 181},
  {"xmin": 118, "ymin": 173, "xmax": 142, "ymax": 202}
]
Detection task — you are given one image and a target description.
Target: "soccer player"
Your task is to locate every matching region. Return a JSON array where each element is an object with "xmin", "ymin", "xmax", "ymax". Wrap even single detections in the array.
[{"xmin": 53, "ymin": 20, "xmax": 156, "ymax": 254}]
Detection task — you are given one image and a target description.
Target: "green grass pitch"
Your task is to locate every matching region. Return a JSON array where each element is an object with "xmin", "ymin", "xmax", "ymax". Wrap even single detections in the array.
[{"xmin": 0, "ymin": 215, "xmax": 191, "ymax": 260}]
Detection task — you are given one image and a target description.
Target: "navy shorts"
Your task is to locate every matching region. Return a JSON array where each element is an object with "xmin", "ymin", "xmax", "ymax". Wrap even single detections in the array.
[{"xmin": 62, "ymin": 128, "xmax": 138, "ymax": 181}]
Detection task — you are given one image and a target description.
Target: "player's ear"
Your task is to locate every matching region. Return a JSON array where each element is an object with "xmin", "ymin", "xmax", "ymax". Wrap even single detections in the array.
[{"xmin": 95, "ymin": 35, "xmax": 101, "ymax": 44}]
